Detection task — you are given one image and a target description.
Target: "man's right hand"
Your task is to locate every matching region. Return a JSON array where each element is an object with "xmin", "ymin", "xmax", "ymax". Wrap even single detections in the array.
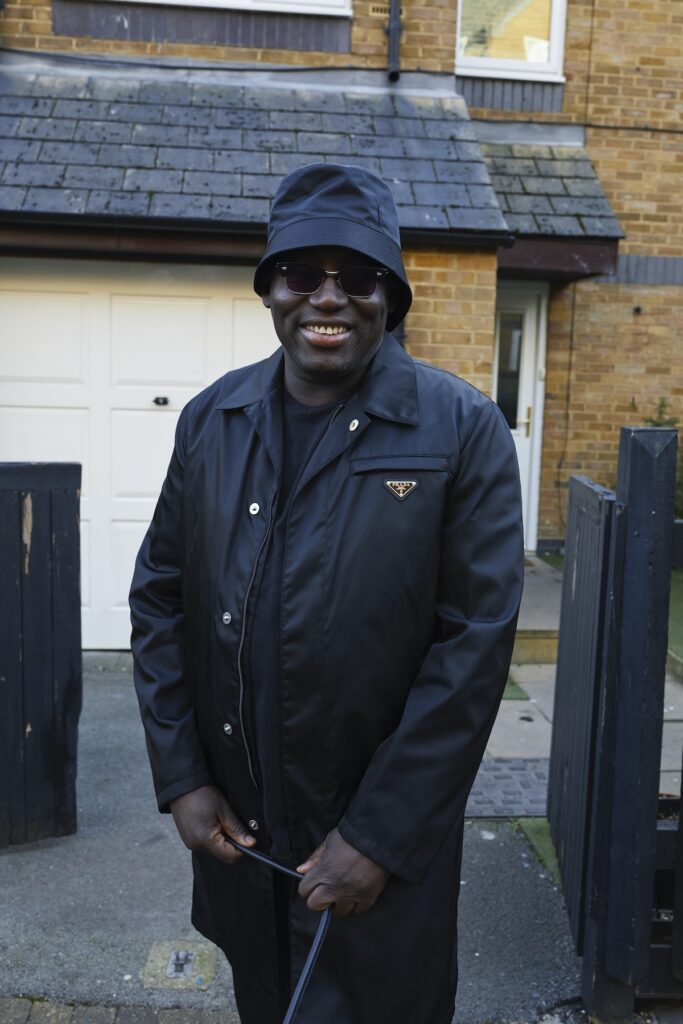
[{"xmin": 169, "ymin": 785, "xmax": 256, "ymax": 866}]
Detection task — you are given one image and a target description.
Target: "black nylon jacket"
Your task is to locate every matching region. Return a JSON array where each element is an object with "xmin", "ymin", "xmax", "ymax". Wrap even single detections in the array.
[{"xmin": 129, "ymin": 333, "xmax": 524, "ymax": 1023}]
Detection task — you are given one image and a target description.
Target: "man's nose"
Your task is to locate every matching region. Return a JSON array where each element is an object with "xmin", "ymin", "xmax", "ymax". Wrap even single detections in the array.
[{"xmin": 309, "ymin": 274, "xmax": 348, "ymax": 308}]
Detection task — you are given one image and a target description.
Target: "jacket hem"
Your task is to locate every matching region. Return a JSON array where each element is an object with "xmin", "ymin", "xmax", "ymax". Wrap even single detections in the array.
[{"xmin": 191, "ymin": 910, "xmax": 280, "ymax": 1008}]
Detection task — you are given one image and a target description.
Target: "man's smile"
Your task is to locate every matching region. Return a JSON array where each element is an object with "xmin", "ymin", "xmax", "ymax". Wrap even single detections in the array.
[{"xmin": 299, "ymin": 319, "xmax": 353, "ymax": 346}]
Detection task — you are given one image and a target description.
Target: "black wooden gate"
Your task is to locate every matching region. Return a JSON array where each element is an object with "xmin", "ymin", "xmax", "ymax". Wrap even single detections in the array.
[
  {"xmin": 0, "ymin": 463, "xmax": 82, "ymax": 846},
  {"xmin": 548, "ymin": 426, "xmax": 679, "ymax": 1019}
]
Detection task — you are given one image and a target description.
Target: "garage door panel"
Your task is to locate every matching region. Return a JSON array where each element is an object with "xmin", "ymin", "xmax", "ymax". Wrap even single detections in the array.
[
  {"xmin": 111, "ymin": 295, "xmax": 210, "ymax": 386},
  {"xmin": 111, "ymin": 521, "xmax": 149, "ymax": 611},
  {"xmin": 233, "ymin": 298, "xmax": 280, "ymax": 367},
  {"xmin": 111, "ymin": 409, "xmax": 178, "ymax": 499},
  {"xmin": 80, "ymin": 519, "xmax": 91, "ymax": 609},
  {"xmin": 0, "ymin": 291, "xmax": 88, "ymax": 385},
  {"xmin": 0, "ymin": 406, "xmax": 91, "ymax": 500}
]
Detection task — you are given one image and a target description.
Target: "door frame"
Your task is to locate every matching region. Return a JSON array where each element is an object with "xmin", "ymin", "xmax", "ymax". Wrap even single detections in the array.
[{"xmin": 493, "ymin": 281, "xmax": 549, "ymax": 552}]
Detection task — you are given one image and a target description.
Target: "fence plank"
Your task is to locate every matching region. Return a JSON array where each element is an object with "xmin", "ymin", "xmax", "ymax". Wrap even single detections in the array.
[
  {"xmin": 604, "ymin": 428, "xmax": 678, "ymax": 983},
  {"xmin": 548, "ymin": 475, "xmax": 615, "ymax": 951},
  {"xmin": 0, "ymin": 491, "xmax": 24, "ymax": 845}
]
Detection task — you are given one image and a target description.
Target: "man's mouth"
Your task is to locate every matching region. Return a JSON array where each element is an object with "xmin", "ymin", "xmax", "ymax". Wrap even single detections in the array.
[{"xmin": 299, "ymin": 322, "xmax": 352, "ymax": 345}]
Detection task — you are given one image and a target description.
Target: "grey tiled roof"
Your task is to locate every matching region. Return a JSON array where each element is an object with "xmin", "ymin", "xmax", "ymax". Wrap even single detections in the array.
[
  {"xmin": 0, "ymin": 56, "xmax": 511, "ymax": 239},
  {"xmin": 482, "ymin": 142, "xmax": 624, "ymax": 239}
]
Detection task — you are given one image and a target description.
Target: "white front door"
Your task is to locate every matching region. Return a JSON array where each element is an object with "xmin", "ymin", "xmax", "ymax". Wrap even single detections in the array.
[
  {"xmin": 493, "ymin": 283, "xmax": 548, "ymax": 551},
  {"xmin": 0, "ymin": 258, "xmax": 280, "ymax": 649}
]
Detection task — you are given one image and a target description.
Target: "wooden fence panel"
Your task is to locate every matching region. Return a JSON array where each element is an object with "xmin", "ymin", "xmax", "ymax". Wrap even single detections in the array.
[
  {"xmin": 547, "ymin": 475, "xmax": 615, "ymax": 952},
  {"xmin": 0, "ymin": 463, "xmax": 82, "ymax": 847}
]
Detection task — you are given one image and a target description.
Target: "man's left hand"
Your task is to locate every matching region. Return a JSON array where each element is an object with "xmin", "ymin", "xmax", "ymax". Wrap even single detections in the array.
[{"xmin": 296, "ymin": 828, "xmax": 390, "ymax": 918}]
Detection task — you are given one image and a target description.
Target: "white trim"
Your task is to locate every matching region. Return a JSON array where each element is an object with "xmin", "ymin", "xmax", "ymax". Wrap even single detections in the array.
[
  {"xmin": 455, "ymin": 0, "xmax": 567, "ymax": 83},
  {"xmin": 495, "ymin": 281, "xmax": 549, "ymax": 553},
  {"xmin": 99, "ymin": 0, "xmax": 352, "ymax": 14}
]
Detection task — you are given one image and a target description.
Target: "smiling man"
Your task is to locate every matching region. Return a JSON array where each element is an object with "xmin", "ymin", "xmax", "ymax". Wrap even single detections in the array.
[{"xmin": 129, "ymin": 163, "xmax": 525, "ymax": 1024}]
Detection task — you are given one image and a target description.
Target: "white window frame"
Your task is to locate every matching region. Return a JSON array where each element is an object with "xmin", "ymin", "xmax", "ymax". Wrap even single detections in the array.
[
  {"xmin": 101, "ymin": 0, "xmax": 351, "ymax": 15},
  {"xmin": 455, "ymin": 0, "xmax": 567, "ymax": 82}
]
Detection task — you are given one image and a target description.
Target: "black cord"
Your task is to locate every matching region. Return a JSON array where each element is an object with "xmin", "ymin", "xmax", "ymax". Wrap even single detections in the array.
[{"xmin": 228, "ymin": 838, "xmax": 332, "ymax": 1024}]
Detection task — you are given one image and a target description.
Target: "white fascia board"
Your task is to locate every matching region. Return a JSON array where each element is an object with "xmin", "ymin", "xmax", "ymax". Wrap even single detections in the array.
[{"xmin": 100, "ymin": 0, "xmax": 352, "ymax": 15}]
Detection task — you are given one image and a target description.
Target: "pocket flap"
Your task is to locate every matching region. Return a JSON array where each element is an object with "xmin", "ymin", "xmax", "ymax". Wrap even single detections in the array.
[{"xmin": 350, "ymin": 455, "xmax": 451, "ymax": 474}]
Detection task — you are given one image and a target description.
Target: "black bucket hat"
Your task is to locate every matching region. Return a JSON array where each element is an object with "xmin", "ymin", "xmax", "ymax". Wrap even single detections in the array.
[{"xmin": 253, "ymin": 162, "xmax": 412, "ymax": 332}]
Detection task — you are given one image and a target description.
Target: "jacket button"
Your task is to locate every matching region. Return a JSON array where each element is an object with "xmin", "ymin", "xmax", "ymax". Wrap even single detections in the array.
[
  {"xmin": 222, "ymin": 611, "xmax": 232, "ymax": 625},
  {"xmin": 349, "ymin": 419, "xmax": 359, "ymax": 432},
  {"xmin": 223, "ymin": 722, "xmax": 232, "ymax": 735},
  {"xmin": 249, "ymin": 502, "xmax": 260, "ymax": 515},
  {"xmin": 248, "ymin": 818, "xmax": 259, "ymax": 831}
]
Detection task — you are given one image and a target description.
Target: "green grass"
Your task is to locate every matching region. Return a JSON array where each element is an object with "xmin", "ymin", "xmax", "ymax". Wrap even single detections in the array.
[
  {"xmin": 670, "ymin": 568, "xmax": 683, "ymax": 661},
  {"xmin": 514, "ymin": 818, "xmax": 562, "ymax": 887},
  {"xmin": 538, "ymin": 552, "xmax": 565, "ymax": 572},
  {"xmin": 502, "ymin": 676, "xmax": 529, "ymax": 700}
]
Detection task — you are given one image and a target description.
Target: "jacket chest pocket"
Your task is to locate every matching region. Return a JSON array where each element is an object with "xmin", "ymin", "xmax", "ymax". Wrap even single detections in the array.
[{"xmin": 347, "ymin": 454, "xmax": 451, "ymax": 534}]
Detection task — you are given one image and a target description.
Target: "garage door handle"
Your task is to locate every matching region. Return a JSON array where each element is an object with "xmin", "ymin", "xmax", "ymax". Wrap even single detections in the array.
[
  {"xmin": 153, "ymin": 396, "xmax": 170, "ymax": 406},
  {"xmin": 228, "ymin": 839, "xmax": 332, "ymax": 1023}
]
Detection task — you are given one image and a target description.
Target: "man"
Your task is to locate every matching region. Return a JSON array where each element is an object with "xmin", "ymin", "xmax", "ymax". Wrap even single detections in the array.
[{"xmin": 130, "ymin": 162, "xmax": 524, "ymax": 1024}]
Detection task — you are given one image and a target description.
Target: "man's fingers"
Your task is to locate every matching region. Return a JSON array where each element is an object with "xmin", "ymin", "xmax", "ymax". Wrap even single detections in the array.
[
  {"xmin": 217, "ymin": 807, "xmax": 256, "ymax": 847},
  {"xmin": 296, "ymin": 840, "xmax": 325, "ymax": 875},
  {"xmin": 305, "ymin": 883, "xmax": 338, "ymax": 914}
]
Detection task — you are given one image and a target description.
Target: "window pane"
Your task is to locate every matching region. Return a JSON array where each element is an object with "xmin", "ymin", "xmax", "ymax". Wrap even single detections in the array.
[
  {"xmin": 458, "ymin": 0, "xmax": 552, "ymax": 62},
  {"xmin": 496, "ymin": 313, "xmax": 523, "ymax": 429}
]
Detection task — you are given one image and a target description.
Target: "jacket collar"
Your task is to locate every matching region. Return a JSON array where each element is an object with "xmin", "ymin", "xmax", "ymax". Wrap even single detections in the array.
[{"xmin": 214, "ymin": 333, "xmax": 419, "ymax": 426}]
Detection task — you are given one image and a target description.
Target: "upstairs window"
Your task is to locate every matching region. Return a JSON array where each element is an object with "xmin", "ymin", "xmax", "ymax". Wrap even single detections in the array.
[{"xmin": 456, "ymin": 0, "xmax": 566, "ymax": 81}]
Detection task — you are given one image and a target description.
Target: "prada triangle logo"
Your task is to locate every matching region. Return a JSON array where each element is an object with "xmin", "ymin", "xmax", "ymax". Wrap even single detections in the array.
[{"xmin": 384, "ymin": 479, "xmax": 418, "ymax": 500}]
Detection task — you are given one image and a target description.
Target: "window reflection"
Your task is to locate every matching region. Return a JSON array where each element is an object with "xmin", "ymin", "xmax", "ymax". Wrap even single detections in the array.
[
  {"xmin": 496, "ymin": 313, "xmax": 522, "ymax": 429},
  {"xmin": 458, "ymin": 0, "xmax": 552, "ymax": 62}
]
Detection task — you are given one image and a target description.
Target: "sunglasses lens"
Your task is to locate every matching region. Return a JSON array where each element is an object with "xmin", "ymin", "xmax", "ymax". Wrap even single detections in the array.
[
  {"xmin": 339, "ymin": 267, "xmax": 379, "ymax": 297},
  {"xmin": 283, "ymin": 263, "xmax": 324, "ymax": 294}
]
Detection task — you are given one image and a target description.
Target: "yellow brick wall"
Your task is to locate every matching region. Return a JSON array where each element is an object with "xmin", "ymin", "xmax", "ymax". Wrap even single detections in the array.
[
  {"xmin": 538, "ymin": 280, "xmax": 683, "ymax": 538},
  {"xmin": 0, "ymin": 0, "xmax": 455, "ymax": 70},
  {"xmin": 403, "ymin": 248, "xmax": 498, "ymax": 395}
]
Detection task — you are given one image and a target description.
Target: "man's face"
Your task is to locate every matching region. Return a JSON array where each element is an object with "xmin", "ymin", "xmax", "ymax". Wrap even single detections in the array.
[{"xmin": 262, "ymin": 245, "xmax": 393, "ymax": 387}]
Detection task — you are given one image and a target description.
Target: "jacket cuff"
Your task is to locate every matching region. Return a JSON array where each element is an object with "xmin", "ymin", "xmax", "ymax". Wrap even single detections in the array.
[
  {"xmin": 156, "ymin": 771, "xmax": 215, "ymax": 814},
  {"xmin": 337, "ymin": 816, "xmax": 424, "ymax": 884}
]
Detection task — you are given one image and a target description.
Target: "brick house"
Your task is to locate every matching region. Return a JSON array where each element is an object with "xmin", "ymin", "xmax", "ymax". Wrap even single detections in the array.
[{"xmin": 0, "ymin": 0, "xmax": 679, "ymax": 648}]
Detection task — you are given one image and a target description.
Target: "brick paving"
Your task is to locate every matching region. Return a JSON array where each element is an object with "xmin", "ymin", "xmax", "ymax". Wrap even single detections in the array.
[
  {"xmin": 0, "ymin": 1002, "xmax": 240, "ymax": 1024},
  {"xmin": 466, "ymin": 757, "xmax": 549, "ymax": 818}
]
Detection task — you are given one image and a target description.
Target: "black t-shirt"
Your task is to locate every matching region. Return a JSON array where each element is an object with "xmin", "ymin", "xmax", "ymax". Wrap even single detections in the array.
[{"xmin": 248, "ymin": 388, "xmax": 346, "ymax": 857}]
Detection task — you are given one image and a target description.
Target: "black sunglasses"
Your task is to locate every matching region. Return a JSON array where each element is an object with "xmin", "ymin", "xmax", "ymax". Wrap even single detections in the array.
[{"xmin": 276, "ymin": 262, "xmax": 389, "ymax": 299}]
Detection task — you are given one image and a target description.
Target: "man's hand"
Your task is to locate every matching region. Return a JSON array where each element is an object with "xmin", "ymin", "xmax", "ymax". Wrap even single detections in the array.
[
  {"xmin": 296, "ymin": 828, "xmax": 390, "ymax": 918},
  {"xmin": 169, "ymin": 785, "xmax": 256, "ymax": 866}
]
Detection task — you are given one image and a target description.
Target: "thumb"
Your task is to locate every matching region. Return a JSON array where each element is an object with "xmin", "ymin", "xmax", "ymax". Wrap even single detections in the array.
[
  {"xmin": 297, "ymin": 839, "xmax": 326, "ymax": 874},
  {"xmin": 218, "ymin": 806, "xmax": 256, "ymax": 847}
]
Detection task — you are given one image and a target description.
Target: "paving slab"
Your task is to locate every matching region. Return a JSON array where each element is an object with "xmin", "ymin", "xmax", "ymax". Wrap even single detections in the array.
[
  {"xmin": 661, "ymin": 722, "xmax": 683, "ymax": 771},
  {"xmin": 517, "ymin": 557, "xmax": 562, "ymax": 633},
  {"xmin": 486, "ymin": 701, "xmax": 553, "ymax": 759}
]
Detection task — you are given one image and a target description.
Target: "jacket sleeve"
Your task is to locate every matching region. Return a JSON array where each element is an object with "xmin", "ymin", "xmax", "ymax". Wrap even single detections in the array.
[
  {"xmin": 338, "ymin": 398, "xmax": 524, "ymax": 882},
  {"xmin": 129, "ymin": 405, "xmax": 214, "ymax": 812}
]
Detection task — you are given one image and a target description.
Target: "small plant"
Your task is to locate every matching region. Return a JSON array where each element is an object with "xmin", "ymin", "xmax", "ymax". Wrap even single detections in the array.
[{"xmin": 644, "ymin": 398, "xmax": 682, "ymax": 517}]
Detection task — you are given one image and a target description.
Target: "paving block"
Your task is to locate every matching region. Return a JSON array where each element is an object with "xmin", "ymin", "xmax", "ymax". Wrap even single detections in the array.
[
  {"xmin": 27, "ymin": 1004, "xmax": 74, "ymax": 1023},
  {"xmin": 0, "ymin": 996, "xmax": 32, "ymax": 1023},
  {"xmin": 71, "ymin": 1008, "xmax": 116, "ymax": 1024},
  {"xmin": 114, "ymin": 1010, "xmax": 159, "ymax": 1024}
]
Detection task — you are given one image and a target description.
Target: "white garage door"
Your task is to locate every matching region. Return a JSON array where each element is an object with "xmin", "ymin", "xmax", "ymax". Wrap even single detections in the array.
[{"xmin": 0, "ymin": 257, "xmax": 279, "ymax": 650}]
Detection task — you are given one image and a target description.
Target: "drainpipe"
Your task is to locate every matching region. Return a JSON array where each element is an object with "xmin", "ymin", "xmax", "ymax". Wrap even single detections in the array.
[{"xmin": 387, "ymin": 0, "xmax": 401, "ymax": 82}]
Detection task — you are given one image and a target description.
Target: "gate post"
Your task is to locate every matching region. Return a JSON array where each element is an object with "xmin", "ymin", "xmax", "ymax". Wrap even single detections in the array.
[{"xmin": 582, "ymin": 427, "xmax": 677, "ymax": 1019}]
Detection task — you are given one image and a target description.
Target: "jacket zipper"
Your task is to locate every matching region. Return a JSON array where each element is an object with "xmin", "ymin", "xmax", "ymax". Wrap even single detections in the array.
[{"xmin": 237, "ymin": 485, "xmax": 278, "ymax": 792}]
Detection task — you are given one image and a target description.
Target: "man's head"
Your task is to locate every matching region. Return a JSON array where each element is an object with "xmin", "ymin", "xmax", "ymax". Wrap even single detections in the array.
[{"xmin": 254, "ymin": 164, "xmax": 412, "ymax": 392}]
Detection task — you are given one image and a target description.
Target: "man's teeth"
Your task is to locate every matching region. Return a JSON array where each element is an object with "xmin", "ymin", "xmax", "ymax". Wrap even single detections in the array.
[{"xmin": 308, "ymin": 325, "xmax": 347, "ymax": 335}]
